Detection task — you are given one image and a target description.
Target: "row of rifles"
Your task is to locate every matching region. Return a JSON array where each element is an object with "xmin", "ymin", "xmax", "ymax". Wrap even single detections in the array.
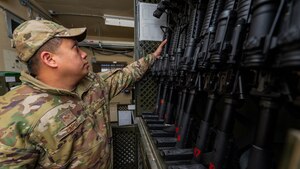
[{"xmin": 142, "ymin": 0, "xmax": 300, "ymax": 168}]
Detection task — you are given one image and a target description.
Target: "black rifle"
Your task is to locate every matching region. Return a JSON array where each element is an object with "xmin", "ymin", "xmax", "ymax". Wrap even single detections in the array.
[
  {"xmin": 147, "ymin": 1, "xmax": 191, "ymax": 139},
  {"xmin": 152, "ymin": 0, "xmax": 210, "ymax": 156},
  {"xmin": 162, "ymin": 0, "xmax": 227, "ymax": 165},
  {"xmin": 164, "ymin": 9, "xmax": 190, "ymax": 124},
  {"xmin": 190, "ymin": 0, "xmax": 226, "ymax": 162},
  {"xmin": 157, "ymin": 25, "xmax": 173, "ymax": 120},
  {"xmin": 173, "ymin": 0, "xmax": 209, "ymax": 138},
  {"xmin": 200, "ymin": 0, "xmax": 253, "ymax": 168},
  {"xmin": 152, "ymin": 2, "xmax": 195, "ymax": 146},
  {"xmin": 142, "ymin": 26, "xmax": 172, "ymax": 122},
  {"xmin": 175, "ymin": 0, "xmax": 210, "ymax": 148},
  {"xmin": 145, "ymin": 0, "xmax": 300, "ymax": 169},
  {"xmin": 275, "ymin": 0, "xmax": 300, "ymax": 69},
  {"xmin": 143, "ymin": 0, "xmax": 176, "ymax": 123},
  {"xmin": 242, "ymin": 0, "xmax": 287, "ymax": 168}
]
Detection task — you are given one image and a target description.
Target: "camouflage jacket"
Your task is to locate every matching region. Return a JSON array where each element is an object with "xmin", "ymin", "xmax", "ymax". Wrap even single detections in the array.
[{"xmin": 0, "ymin": 54, "xmax": 155, "ymax": 169}]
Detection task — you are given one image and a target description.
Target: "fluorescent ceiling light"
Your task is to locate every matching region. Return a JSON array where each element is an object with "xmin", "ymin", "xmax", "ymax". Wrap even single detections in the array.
[{"xmin": 103, "ymin": 14, "xmax": 134, "ymax": 28}]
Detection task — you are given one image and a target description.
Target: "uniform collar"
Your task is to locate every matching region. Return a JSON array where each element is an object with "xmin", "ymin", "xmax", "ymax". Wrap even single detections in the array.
[{"xmin": 20, "ymin": 71, "xmax": 94, "ymax": 98}]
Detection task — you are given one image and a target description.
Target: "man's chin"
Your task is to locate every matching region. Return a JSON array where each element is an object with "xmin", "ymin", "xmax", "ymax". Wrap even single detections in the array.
[
  {"xmin": 76, "ymin": 71, "xmax": 89, "ymax": 81},
  {"xmin": 82, "ymin": 71, "xmax": 89, "ymax": 77}
]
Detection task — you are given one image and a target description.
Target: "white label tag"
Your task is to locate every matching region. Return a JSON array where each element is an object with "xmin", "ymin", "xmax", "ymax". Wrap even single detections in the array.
[{"xmin": 5, "ymin": 76, "xmax": 16, "ymax": 82}]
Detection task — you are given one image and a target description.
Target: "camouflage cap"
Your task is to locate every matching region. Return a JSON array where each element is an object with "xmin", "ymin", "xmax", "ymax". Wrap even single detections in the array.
[{"xmin": 13, "ymin": 19, "xmax": 87, "ymax": 62}]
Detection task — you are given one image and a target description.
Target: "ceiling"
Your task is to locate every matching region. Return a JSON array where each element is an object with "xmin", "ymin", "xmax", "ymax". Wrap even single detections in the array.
[{"xmin": 32, "ymin": 0, "xmax": 135, "ymax": 41}]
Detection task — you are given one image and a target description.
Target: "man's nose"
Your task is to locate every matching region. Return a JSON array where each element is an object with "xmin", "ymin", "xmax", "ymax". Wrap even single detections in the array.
[{"xmin": 80, "ymin": 49, "xmax": 87, "ymax": 59}]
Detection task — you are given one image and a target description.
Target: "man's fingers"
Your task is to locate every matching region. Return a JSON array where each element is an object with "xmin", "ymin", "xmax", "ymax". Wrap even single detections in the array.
[{"xmin": 160, "ymin": 39, "xmax": 167, "ymax": 48}]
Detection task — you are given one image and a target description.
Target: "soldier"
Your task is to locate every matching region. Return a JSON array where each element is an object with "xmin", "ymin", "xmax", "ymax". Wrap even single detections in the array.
[{"xmin": 0, "ymin": 19, "xmax": 167, "ymax": 168}]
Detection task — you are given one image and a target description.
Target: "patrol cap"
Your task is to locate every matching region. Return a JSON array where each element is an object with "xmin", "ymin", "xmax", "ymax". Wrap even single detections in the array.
[{"xmin": 13, "ymin": 19, "xmax": 87, "ymax": 62}]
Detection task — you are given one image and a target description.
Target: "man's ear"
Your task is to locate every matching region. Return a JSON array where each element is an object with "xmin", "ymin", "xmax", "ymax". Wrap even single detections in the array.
[{"xmin": 40, "ymin": 51, "xmax": 58, "ymax": 68}]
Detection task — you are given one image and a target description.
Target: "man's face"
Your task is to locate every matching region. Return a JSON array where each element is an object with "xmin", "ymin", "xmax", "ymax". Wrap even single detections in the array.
[{"xmin": 53, "ymin": 38, "xmax": 89, "ymax": 81}]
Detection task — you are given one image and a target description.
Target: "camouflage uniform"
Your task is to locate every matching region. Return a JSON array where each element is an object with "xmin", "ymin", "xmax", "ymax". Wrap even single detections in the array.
[
  {"xmin": 0, "ymin": 54, "xmax": 155, "ymax": 168},
  {"xmin": 0, "ymin": 19, "xmax": 157, "ymax": 168}
]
